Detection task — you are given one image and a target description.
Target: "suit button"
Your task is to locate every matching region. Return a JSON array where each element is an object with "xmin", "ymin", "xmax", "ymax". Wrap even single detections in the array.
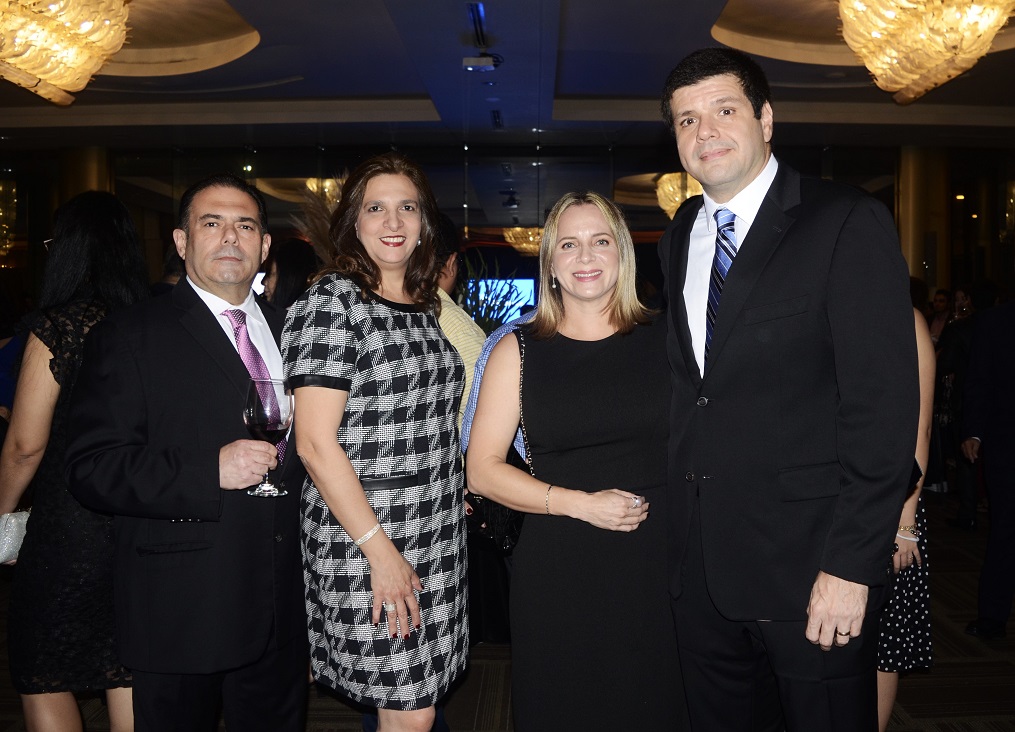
[
  {"xmin": 684, "ymin": 472, "xmax": 695, "ymax": 482},
  {"xmin": 696, "ymin": 397, "xmax": 709, "ymax": 406},
  {"xmin": 274, "ymin": 533, "xmax": 283, "ymax": 543}
]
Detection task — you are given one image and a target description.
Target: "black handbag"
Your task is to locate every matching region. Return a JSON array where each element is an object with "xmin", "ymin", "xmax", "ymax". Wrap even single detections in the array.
[
  {"xmin": 467, "ymin": 443, "xmax": 528, "ymax": 553},
  {"xmin": 465, "ymin": 329, "xmax": 532, "ymax": 553}
]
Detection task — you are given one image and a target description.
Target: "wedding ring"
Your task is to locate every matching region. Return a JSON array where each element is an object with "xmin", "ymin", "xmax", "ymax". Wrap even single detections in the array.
[
  {"xmin": 383, "ymin": 602, "xmax": 396, "ymax": 613},
  {"xmin": 835, "ymin": 630, "xmax": 851, "ymax": 637}
]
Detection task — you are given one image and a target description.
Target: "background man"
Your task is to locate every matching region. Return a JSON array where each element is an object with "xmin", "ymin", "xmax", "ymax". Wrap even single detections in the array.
[
  {"xmin": 435, "ymin": 213, "xmax": 486, "ymax": 429},
  {"xmin": 961, "ymin": 294, "xmax": 1015, "ymax": 641},
  {"xmin": 658, "ymin": 47, "xmax": 918, "ymax": 731},
  {"xmin": 66, "ymin": 174, "xmax": 307, "ymax": 731}
]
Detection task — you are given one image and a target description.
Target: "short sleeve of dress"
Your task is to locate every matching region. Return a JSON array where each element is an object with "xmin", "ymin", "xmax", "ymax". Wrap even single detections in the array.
[
  {"xmin": 282, "ymin": 273, "xmax": 359, "ymax": 392},
  {"xmin": 30, "ymin": 301, "xmax": 104, "ymax": 388}
]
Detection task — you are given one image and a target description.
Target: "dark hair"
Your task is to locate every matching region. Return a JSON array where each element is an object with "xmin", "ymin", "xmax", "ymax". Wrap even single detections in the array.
[
  {"xmin": 968, "ymin": 279, "xmax": 999, "ymax": 312},
  {"xmin": 176, "ymin": 173, "xmax": 268, "ymax": 234},
  {"xmin": 39, "ymin": 190, "xmax": 149, "ymax": 311},
  {"xmin": 661, "ymin": 47, "xmax": 771, "ymax": 131},
  {"xmin": 324, "ymin": 152, "xmax": 441, "ymax": 311},
  {"xmin": 264, "ymin": 237, "xmax": 321, "ymax": 309},
  {"xmin": 161, "ymin": 245, "xmax": 185, "ymax": 279},
  {"xmin": 434, "ymin": 213, "xmax": 461, "ymax": 263}
]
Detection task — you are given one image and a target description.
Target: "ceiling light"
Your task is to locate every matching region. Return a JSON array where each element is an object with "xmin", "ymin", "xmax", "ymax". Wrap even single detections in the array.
[
  {"xmin": 502, "ymin": 227, "xmax": 542, "ymax": 256},
  {"xmin": 463, "ymin": 54, "xmax": 498, "ymax": 72},
  {"xmin": 839, "ymin": 0, "xmax": 1015, "ymax": 104},
  {"xmin": 655, "ymin": 173, "xmax": 704, "ymax": 219},
  {"xmin": 0, "ymin": 0, "xmax": 130, "ymax": 105}
]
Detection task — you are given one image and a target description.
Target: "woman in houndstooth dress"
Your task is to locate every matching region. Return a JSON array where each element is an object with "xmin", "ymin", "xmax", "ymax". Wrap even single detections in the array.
[{"xmin": 282, "ymin": 153, "xmax": 468, "ymax": 731}]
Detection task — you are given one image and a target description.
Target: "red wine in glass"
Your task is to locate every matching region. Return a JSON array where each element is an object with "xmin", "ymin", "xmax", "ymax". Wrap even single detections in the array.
[{"xmin": 242, "ymin": 378, "xmax": 294, "ymax": 497}]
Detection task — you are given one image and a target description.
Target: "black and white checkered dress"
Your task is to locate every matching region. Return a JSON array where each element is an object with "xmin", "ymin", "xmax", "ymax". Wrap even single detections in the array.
[{"xmin": 282, "ymin": 273, "xmax": 468, "ymax": 710}]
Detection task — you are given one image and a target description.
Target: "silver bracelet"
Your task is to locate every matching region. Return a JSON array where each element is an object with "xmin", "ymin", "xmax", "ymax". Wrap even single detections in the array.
[
  {"xmin": 354, "ymin": 522, "xmax": 381, "ymax": 546},
  {"xmin": 896, "ymin": 532, "xmax": 918, "ymax": 543},
  {"xmin": 545, "ymin": 485, "xmax": 554, "ymax": 515}
]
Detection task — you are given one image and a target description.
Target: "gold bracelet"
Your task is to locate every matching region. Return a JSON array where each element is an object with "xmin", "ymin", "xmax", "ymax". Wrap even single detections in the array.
[
  {"xmin": 354, "ymin": 522, "xmax": 381, "ymax": 546},
  {"xmin": 545, "ymin": 485, "xmax": 554, "ymax": 515},
  {"xmin": 898, "ymin": 524, "xmax": 920, "ymax": 537}
]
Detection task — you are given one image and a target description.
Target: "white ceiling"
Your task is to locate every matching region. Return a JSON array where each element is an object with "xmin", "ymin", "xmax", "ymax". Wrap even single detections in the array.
[{"xmin": 2, "ymin": 0, "xmax": 1015, "ymax": 229}]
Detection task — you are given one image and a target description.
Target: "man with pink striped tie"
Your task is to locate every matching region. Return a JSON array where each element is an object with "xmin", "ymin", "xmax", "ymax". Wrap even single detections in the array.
[{"xmin": 67, "ymin": 174, "xmax": 307, "ymax": 732}]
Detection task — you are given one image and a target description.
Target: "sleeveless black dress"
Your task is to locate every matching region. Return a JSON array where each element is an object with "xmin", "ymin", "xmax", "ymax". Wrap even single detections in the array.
[
  {"xmin": 8, "ymin": 301, "xmax": 131, "ymax": 693},
  {"xmin": 510, "ymin": 317, "xmax": 686, "ymax": 731}
]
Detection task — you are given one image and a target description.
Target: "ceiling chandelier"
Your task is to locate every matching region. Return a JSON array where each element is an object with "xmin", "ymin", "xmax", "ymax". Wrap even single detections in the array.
[
  {"xmin": 0, "ymin": 0, "xmax": 130, "ymax": 106},
  {"xmin": 839, "ymin": 0, "xmax": 1015, "ymax": 105},
  {"xmin": 655, "ymin": 172, "xmax": 704, "ymax": 220},
  {"xmin": 502, "ymin": 227, "xmax": 542, "ymax": 256}
]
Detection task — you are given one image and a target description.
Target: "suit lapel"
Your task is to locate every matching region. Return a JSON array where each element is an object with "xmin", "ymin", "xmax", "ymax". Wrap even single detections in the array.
[
  {"xmin": 172, "ymin": 280, "xmax": 252, "ymax": 400},
  {"xmin": 703, "ymin": 167, "xmax": 800, "ymax": 377},
  {"xmin": 666, "ymin": 201, "xmax": 704, "ymax": 387}
]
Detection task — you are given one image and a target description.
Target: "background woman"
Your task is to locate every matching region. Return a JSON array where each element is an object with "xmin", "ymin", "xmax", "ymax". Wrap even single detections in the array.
[
  {"xmin": 876, "ymin": 310, "xmax": 936, "ymax": 730},
  {"xmin": 261, "ymin": 236, "xmax": 321, "ymax": 309},
  {"xmin": 0, "ymin": 191, "xmax": 148, "ymax": 731},
  {"xmin": 282, "ymin": 153, "xmax": 468, "ymax": 732},
  {"xmin": 466, "ymin": 191, "xmax": 685, "ymax": 731}
]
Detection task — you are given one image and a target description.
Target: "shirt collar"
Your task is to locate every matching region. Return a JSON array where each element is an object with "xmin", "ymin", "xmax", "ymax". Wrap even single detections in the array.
[
  {"xmin": 702, "ymin": 154, "xmax": 779, "ymax": 232},
  {"xmin": 186, "ymin": 276, "xmax": 258, "ymax": 317}
]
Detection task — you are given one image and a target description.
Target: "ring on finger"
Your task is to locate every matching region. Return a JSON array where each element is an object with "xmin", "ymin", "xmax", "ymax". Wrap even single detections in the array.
[
  {"xmin": 631, "ymin": 496, "xmax": 643, "ymax": 509},
  {"xmin": 383, "ymin": 601, "xmax": 396, "ymax": 613},
  {"xmin": 835, "ymin": 630, "xmax": 851, "ymax": 637}
]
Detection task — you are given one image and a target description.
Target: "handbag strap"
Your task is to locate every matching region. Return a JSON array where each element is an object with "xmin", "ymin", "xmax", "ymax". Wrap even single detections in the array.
[{"xmin": 516, "ymin": 329, "xmax": 535, "ymax": 477}]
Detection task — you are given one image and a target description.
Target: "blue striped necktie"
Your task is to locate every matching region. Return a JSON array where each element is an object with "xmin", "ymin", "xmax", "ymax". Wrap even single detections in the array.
[{"xmin": 705, "ymin": 208, "xmax": 738, "ymax": 361}]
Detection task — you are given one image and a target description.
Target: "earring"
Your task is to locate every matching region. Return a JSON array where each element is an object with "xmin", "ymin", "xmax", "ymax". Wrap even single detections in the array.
[
  {"xmin": 417, "ymin": 238, "xmax": 421, "ymax": 246},
  {"xmin": 551, "ymin": 275, "xmax": 557, "ymax": 289}
]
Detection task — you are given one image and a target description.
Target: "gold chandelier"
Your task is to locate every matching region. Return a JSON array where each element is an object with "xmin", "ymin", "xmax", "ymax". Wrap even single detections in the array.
[
  {"xmin": 655, "ymin": 172, "xmax": 704, "ymax": 219},
  {"xmin": 839, "ymin": 0, "xmax": 1015, "ymax": 105},
  {"xmin": 502, "ymin": 227, "xmax": 543, "ymax": 256},
  {"xmin": 0, "ymin": 0, "xmax": 130, "ymax": 106}
]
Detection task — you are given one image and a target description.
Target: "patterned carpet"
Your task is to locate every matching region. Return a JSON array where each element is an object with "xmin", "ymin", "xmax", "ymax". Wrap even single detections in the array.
[{"xmin": 1, "ymin": 490, "xmax": 1011, "ymax": 731}]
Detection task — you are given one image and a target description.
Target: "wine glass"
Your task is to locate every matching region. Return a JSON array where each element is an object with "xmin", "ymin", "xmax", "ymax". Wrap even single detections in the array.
[{"xmin": 242, "ymin": 378, "xmax": 294, "ymax": 497}]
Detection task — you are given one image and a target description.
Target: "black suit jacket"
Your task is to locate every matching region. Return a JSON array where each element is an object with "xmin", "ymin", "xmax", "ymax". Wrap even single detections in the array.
[
  {"xmin": 962, "ymin": 300, "xmax": 1015, "ymax": 460},
  {"xmin": 659, "ymin": 163, "xmax": 918, "ymax": 621},
  {"xmin": 66, "ymin": 280, "xmax": 305, "ymax": 674}
]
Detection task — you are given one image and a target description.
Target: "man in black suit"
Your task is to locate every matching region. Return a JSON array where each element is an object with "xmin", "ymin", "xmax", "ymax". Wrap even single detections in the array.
[
  {"xmin": 961, "ymin": 297, "xmax": 1015, "ymax": 640},
  {"xmin": 658, "ymin": 48, "xmax": 918, "ymax": 731},
  {"xmin": 66, "ymin": 174, "xmax": 307, "ymax": 731}
]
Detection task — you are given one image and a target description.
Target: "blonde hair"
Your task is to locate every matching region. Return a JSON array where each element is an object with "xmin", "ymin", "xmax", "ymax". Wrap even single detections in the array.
[{"xmin": 527, "ymin": 191, "xmax": 652, "ymax": 340}]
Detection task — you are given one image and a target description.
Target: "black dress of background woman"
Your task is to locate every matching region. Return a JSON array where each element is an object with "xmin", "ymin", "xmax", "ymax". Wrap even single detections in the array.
[{"xmin": 0, "ymin": 191, "xmax": 149, "ymax": 731}]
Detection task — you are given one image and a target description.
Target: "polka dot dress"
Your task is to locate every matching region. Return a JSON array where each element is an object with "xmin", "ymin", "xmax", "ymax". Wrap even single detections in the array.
[{"xmin": 877, "ymin": 495, "xmax": 932, "ymax": 672}]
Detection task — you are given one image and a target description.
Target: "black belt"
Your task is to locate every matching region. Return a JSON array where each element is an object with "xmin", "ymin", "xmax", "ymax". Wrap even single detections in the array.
[{"xmin": 360, "ymin": 473, "xmax": 423, "ymax": 491}]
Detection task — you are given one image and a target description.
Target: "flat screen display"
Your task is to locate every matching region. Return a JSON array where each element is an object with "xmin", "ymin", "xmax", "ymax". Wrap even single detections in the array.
[{"xmin": 471, "ymin": 278, "xmax": 535, "ymax": 322}]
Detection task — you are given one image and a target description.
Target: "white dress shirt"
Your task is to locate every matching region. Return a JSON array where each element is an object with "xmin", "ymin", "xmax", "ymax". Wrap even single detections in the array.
[
  {"xmin": 683, "ymin": 154, "xmax": 779, "ymax": 376},
  {"xmin": 187, "ymin": 276, "xmax": 284, "ymax": 381}
]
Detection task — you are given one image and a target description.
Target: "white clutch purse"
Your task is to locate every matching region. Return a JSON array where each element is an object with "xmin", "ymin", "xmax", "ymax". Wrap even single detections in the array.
[{"xmin": 0, "ymin": 509, "xmax": 30, "ymax": 563}]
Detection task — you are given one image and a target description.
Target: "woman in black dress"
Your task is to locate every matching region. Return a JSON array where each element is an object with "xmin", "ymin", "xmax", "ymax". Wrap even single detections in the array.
[
  {"xmin": 467, "ymin": 191, "xmax": 685, "ymax": 731},
  {"xmin": 876, "ymin": 309, "xmax": 935, "ymax": 731},
  {"xmin": 0, "ymin": 191, "xmax": 149, "ymax": 731}
]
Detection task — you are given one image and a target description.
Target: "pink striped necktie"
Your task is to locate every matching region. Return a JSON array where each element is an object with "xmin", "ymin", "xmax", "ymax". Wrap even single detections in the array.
[{"xmin": 224, "ymin": 308, "xmax": 286, "ymax": 461}]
